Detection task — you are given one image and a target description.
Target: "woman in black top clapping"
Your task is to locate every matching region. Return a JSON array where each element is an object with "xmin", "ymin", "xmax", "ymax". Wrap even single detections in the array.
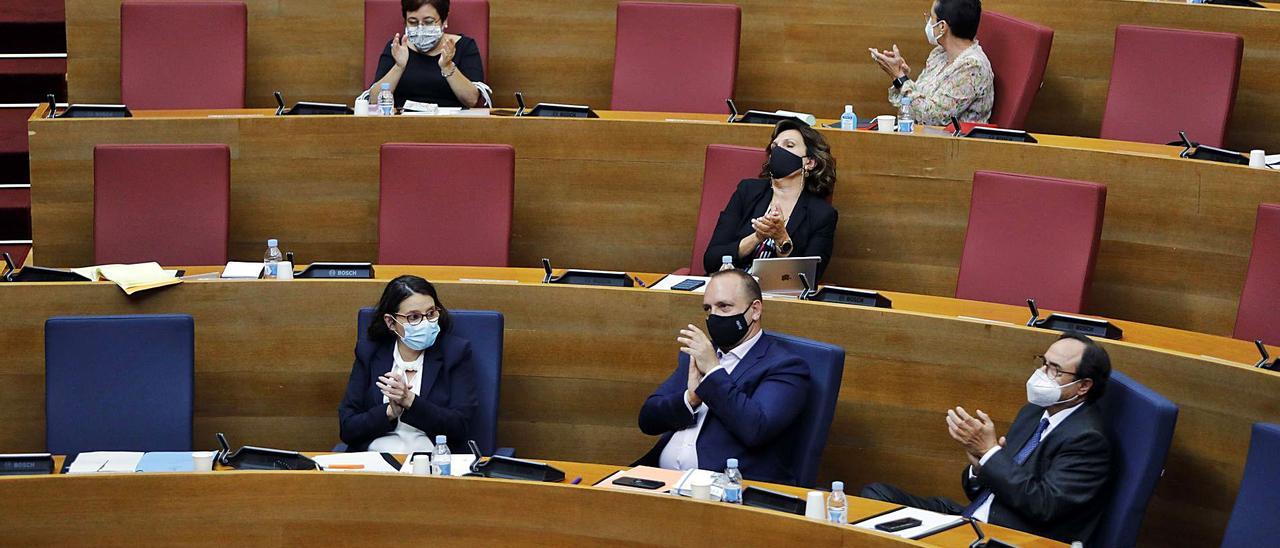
[
  {"xmin": 703, "ymin": 119, "xmax": 839, "ymax": 281},
  {"xmin": 368, "ymin": 0, "xmax": 486, "ymax": 108}
]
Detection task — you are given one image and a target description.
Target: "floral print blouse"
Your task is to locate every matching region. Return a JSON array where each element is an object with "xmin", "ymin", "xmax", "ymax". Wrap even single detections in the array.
[{"xmin": 888, "ymin": 42, "xmax": 995, "ymax": 125}]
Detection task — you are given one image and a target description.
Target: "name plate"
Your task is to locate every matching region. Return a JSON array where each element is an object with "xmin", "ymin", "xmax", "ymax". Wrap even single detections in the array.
[
  {"xmin": 1033, "ymin": 313, "xmax": 1124, "ymax": 340},
  {"xmin": 295, "ymin": 263, "xmax": 374, "ymax": 279},
  {"xmin": 809, "ymin": 286, "xmax": 893, "ymax": 308}
]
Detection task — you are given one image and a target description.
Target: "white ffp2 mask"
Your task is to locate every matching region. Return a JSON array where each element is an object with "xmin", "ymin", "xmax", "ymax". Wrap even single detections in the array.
[{"xmin": 1025, "ymin": 368, "xmax": 1082, "ymax": 408}]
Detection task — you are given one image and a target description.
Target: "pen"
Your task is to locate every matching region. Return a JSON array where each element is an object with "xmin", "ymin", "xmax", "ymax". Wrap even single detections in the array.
[
  {"xmin": 327, "ymin": 464, "xmax": 365, "ymax": 470},
  {"xmin": 570, "ymin": 476, "xmax": 582, "ymax": 485}
]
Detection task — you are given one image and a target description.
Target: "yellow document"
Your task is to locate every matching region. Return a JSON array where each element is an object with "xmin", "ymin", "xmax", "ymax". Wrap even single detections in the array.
[{"xmin": 76, "ymin": 262, "xmax": 183, "ymax": 295}]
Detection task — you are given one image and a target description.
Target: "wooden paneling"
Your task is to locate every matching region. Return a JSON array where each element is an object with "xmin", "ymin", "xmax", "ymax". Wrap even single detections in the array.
[
  {"xmin": 65, "ymin": 0, "xmax": 1280, "ymax": 151},
  {"xmin": 0, "ymin": 274, "xmax": 1276, "ymax": 545},
  {"xmin": 28, "ymin": 110, "xmax": 1280, "ymax": 335}
]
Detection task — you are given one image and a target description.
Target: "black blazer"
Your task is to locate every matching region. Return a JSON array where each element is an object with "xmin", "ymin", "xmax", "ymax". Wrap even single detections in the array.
[
  {"xmin": 962, "ymin": 402, "xmax": 1112, "ymax": 544},
  {"xmin": 702, "ymin": 178, "xmax": 839, "ymax": 280},
  {"xmin": 338, "ymin": 333, "xmax": 479, "ymax": 452}
]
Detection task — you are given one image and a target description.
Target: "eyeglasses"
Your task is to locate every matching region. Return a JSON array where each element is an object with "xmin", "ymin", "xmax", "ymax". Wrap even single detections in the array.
[
  {"xmin": 393, "ymin": 307, "xmax": 441, "ymax": 326},
  {"xmin": 1034, "ymin": 355, "xmax": 1079, "ymax": 380}
]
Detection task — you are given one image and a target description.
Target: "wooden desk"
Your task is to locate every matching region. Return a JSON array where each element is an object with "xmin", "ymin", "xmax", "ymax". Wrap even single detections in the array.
[
  {"xmin": 0, "ymin": 458, "xmax": 1061, "ymax": 547},
  {"xmin": 0, "ymin": 268, "xmax": 1275, "ymax": 545},
  {"xmin": 65, "ymin": 0, "xmax": 1280, "ymax": 151},
  {"xmin": 27, "ymin": 107, "xmax": 1280, "ymax": 336}
]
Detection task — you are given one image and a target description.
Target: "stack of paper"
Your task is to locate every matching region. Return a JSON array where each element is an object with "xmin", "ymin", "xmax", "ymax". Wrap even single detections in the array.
[
  {"xmin": 396, "ymin": 454, "xmax": 478, "ymax": 476},
  {"xmin": 73, "ymin": 262, "xmax": 182, "ymax": 295},
  {"xmin": 596, "ymin": 466, "xmax": 688, "ymax": 493},
  {"xmin": 135, "ymin": 452, "xmax": 198, "ymax": 472},
  {"xmin": 67, "ymin": 451, "xmax": 145, "ymax": 473},
  {"xmin": 670, "ymin": 468, "xmax": 725, "ymax": 499},
  {"xmin": 220, "ymin": 261, "xmax": 264, "ymax": 279},
  {"xmin": 851, "ymin": 506, "xmax": 967, "ymax": 539}
]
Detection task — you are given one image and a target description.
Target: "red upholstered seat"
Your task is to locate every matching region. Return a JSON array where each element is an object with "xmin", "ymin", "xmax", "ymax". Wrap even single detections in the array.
[
  {"xmin": 976, "ymin": 11, "xmax": 1053, "ymax": 130},
  {"xmin": 1234, "ymin": 204, "xmax": 1280, "ymax": 346},
  {"xmin": 1100, "ymin": 25, "xmax": 1243, "ymax": 148},
  {"xmin": 120, "ymin": 1, "xmax": 246, "ymax": 109},
  {"xmin": 364, "ymin": 0, "xmax": 490, "ymax": 88},
  {"xmin": 955, "ymin": 171, "xmax": 1107, "ymax": 313},
  {"xmin": 683, "ymin": 144, "xmax": 765, "ymax": 276},
  {"xmin": 612, "ymin": 2, "xmax": 740, "ymax": 114},
  {"xmin": 378, "ymin": 144, "xmax": 513, "ymax": 266},
  {"xmin": 93, "ymin": 144, "xmax": 230, "ymax": 265}
]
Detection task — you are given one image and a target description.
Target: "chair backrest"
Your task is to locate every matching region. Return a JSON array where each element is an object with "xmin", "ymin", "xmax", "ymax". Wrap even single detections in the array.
[
  {"xmin": 677, "ymin": 331, "xmax": 843, "ymax": 487},
  {"xmin": 1093, "ymin": 370, "xmax": 1179, "ymax": 548},
  {"xmin": 689, "ymin": 144, "xmax": 765, "ymax": 275},
  {"xmin": 358, "ymin": 307, "xmax": 503, "ymax": 454},
  {"xmin": 955, "ymin": 171, "xmax": 1106, "ymax": 313},
  {"xmin": 93, "ymin": 144, "xmax": 230, "ymax": 265},
  {"xmin": 1221, "ymin": 422, "xmax": 1280, "ymax": 548},
  {"xmin": 975, "ymin": 11, "xmax": 1054, "ymax": 129},
  {"xmin": 612, "ymin": 2, "xmax": 740, "ymax": 114},
  {"xmin": 1233, "ymin": 203, "xmax": 1280, "ymax": 346},
  {"xmin": 45, "ymin": 314, "xmax": 194, "ymax": 454},
  {"xmin": 364, "ymin": 0, "xmax": 489, "ymax": 87},
  {"xmin": 1100, "ymin": 25, "xmax": 1243, "ymax": 148},
  {"xmin": 378, "ymin": 143, "xmax": 513, "ymax": 266},
  {"xmin": 120, "ymin": 1, "xmax": 246, "ymax": 109}
]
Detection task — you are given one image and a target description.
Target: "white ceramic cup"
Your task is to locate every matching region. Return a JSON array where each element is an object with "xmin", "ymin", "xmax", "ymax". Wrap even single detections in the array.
[
  {"xmin": 876, "ymin": 115, "xmax": 896, "ymax": 133},
  {"xmin": 691, "ymin": 477, "xmax": 714, "ymax": 501},
  {"xmin": 192, "ymin": 451, "xmax": 215, "ymax": 472},
  {"xmin": 354, "ymin": 98, "xmax": 370, "ymax": 117},
  {"xmin": 276, "ymin": 261, "xmax": 294, "ymax": 281},
  {"xmin": 805, "ymin": 491, "xmax": 826, "ymax": 520},
  {"xmin": 1250, "ymin": 149, "xmax": 1266, "ymax": 169},
  {"xmin": 412, "ymin": 454, "xmax": 432, "ymax": 475}
]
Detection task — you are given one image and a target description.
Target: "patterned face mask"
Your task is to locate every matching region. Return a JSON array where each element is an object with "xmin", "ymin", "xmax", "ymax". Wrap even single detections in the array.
[{"xmin": 406, "ymin": 24, "xmax": 443, "ymax": 52}]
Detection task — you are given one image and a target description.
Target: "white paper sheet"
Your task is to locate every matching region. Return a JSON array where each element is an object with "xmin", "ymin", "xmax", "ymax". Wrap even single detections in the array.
[
  {"xmin": 851, "ymin": 506, "xmax": 967, "ymax": 540},
  {"xmin": 312, "ymin": 452, "xmax": 400, "ymax": 473},
  {"xmin": 221, "ymin": 261, "xmax": 264, "ymax": 279},
  {"xmin": 670, "ymin": 468, "xmax": 725, "ymax": 499},
  {"xmin": 67, "ymin": 451, "xmax": 145, "ymax": 473},
  {"xmin": 398, "ymin": 454, "xmax": 478, "ymax": 477}
]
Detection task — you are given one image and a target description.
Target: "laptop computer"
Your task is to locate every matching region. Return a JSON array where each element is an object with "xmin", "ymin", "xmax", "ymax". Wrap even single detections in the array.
[{"xmin": 747, "ymin": 256, "xmax": 821, "ymax": 297}]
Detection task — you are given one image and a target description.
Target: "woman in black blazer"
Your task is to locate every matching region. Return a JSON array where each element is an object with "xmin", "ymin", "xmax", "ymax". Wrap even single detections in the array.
[
  {"xmin": 703, "ymin": 119, "xmax": 840, "ymax": 280},
  {"xmin": 338, "ymin": 275, "xmax": 478, "ymax": 453}
]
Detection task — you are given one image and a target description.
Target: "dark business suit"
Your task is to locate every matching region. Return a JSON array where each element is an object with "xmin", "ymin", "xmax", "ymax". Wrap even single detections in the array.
[
  {"xmin": 702, "ymin": 178, "xmax": 839, "ymax": 281},
  {"xmin": 338, "ymin": 333, "xmax": 479, "ymax": 452},
  {"xmin": 862, "ymin": 401, "xmax": 1111, "ymax": 544},
  {"xmin": 636, "ymin": 333, "xmax": 811, "ymax": 485}
]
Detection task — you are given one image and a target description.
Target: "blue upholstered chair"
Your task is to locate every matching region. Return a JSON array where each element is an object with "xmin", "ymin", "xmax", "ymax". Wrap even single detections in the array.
[
  {"xmin": 348, "ymin": 307, "xmax": 506, "ymax": 455},
  {"xmin": 676, "ymin": 330, "xmax": 844, "ymax": 488},
  {"xmin": 1092, "ymin": 370, "xmax": 1179, "ymax": 547},
  {"xmin": 1221, "ymin": 422, "xmax": 1280, "ymax": 547},
  {"xmin": 45, "ymin": 314, "xmax": 195, "ymax": 455}
]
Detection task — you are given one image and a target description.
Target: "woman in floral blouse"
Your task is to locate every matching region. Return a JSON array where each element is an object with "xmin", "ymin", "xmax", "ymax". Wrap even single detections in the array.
[{"xmin": 869, "ymin": 0, "xmax": 994, "ymax": 126}]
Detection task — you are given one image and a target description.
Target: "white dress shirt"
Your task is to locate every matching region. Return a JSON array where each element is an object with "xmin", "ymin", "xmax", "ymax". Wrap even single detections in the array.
[
  {"xmin": 367, "ymin": 346, "xmax": 432, "ymax": 453},
  {"xmin": 969, "ymin": 402, "xmax": 1084, "ymax": 522},
  {"xmin": 658, "ymin": 330, "xmax": 763, "ymax": 471}
]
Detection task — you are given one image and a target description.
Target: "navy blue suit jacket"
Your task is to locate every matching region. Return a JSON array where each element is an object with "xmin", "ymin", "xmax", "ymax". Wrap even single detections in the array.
[
  {"xmin": 338, "ymin": 333, "xmax": 479, "ymax": 452},
  {"xmin": 636, "ymin": 333, "xmax": 811, "ymax": 485}
]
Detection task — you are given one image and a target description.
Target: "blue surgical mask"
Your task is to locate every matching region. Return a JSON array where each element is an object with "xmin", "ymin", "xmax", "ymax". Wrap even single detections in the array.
[{"xmin": 396, "ymin": 318, "xmax": 440, "ymax": 351}]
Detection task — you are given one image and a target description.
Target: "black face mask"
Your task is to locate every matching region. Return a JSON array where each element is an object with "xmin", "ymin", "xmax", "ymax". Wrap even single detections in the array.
[
  {"xmin": 706, "ymin": 310, "xmax": 753, "ymax": 351},
  {"xmin": 768, "ymin": 146, "xmax": 805, "ymax": 179}
]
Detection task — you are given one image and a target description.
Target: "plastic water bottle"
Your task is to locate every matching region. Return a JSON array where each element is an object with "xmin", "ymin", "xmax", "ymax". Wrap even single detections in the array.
[
  {"xmin": 719, "ymin": 255, "xmax": 735, "ymax": 272},
  {"xmin": 720, "ymin": 458, "xmax": 743, "ymax": 504},
  {"xmin": 840, "ymin": 105, "xmax": 858, "ymax": 131},
  {"xmin": 432, "ymin": 435, "xmax": 451, "ymax": 476},
  {"xmin": 897, "ymin": 97, "xmax": 914, "ymax": 133},
  {"xmin": 263, "ymin": 239, "xmax": 283, "ymax": 279},
  {"xmin": 377, "ymin": 82, "xmax": 394, "ymax": 116},
  {"xmin": 827, "ymin": 481, "xmax": 848, "ymax": 524}
]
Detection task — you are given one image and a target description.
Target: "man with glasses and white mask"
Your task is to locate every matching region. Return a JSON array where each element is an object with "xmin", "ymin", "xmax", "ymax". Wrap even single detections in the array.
[
  {"xmin": 860, "ymin": 333, "xmax": 1112, "ymax": 544},
  {"xmin": 635, "ymin": 269, "xmax": 812, "ymax": 485}
]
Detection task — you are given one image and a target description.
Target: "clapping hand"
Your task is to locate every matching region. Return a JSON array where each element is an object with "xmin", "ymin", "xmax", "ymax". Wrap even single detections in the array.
[
  {"xmin": 678, "ymin": 324, "xmax": 719, "ymax": 375},
  {"xmin": 391, "ymin": 33, "xmax": 410, "ymax": 69},
  {"xmin": 750, "ymin": 205, "xmax": 789, "ymax": 243},
  {"xmin": 377, "ymin": 372, "xmax": 416, "ymax": 409},
  {"xmin": 869, "ymin": 45, "xmax": 911, "ymax": 79},
  {"xmin": 946, "ymin": 406, "xmax": 999, "ymax": 458},
  {"xmin": 438, "ymin": 36, "xmax": 457, "ymax": 69}
]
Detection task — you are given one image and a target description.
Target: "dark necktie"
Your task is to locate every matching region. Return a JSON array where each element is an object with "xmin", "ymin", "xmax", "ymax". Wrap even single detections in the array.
[{"xmin": 962, "ymin": 417, "xmax": 1051, "ymax": 518}]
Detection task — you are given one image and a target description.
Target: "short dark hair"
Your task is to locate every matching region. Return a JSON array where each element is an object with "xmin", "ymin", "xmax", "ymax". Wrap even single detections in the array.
[
  {"xmin": 709, "ymin": 268, "xmax": 763, "ymax": 305},
  {"xmin": 1058, "ymin": 332, "xmax": 1110, "ymax": 401},
  {"xmin": 933, "ymin": 0, "xmax": 982, "ymax": 41},
  {"xmin": 758, "ymin": 119, "xmax": 838, "ymax": 199},
  {"xmin": 367, "ymin": 275, "xmax": 452, "ymax": 343},
  {"xmin": 402, "ymin": 0, "xmax": 450, "ymax": 21}
]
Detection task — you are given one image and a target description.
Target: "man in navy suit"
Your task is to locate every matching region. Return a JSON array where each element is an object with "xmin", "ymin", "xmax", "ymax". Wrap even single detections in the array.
[{"xmin": 636, "ymin": 269, "xmax": 811, "ymax": 485}]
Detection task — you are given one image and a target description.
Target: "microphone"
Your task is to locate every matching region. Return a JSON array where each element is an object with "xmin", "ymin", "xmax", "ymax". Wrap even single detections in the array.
[
  {"xmin": 797, "ymin": 272, "xmax": 814, "ymax": 300},
  {"xmin": 1255, "ymin": 340, "xmax": 1278, "ymax": 371},
  {"xmin": 725, "ymin": 98, "xmax": 739, "ymax": 123},
  {"xmin": 514, "ymin": 91, "xmax": 527, "ymax": 117},
  {"xmin": 541, "ymin": 258, "xmax": 553, "ymax": 283},
  {"xmin": 46, "ymin": 93, "xmax": 57, "ymax": 118},
  {"xmin": 1, "ymin": 252, "xmax": 14, "ymax": 282},
  {"xmin": 1025, "ymin": 299, "xmax": 1041, "ymax": 327},
  {"xmin": 273, "ymin": 91, "xmax": 286, "ymax": 116}
]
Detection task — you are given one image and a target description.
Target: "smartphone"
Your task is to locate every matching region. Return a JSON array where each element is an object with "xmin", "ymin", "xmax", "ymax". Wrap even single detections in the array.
[
  {"xmin": 611, "ymin": 476, "xmax": 665, "ymax": 490},
  {"xmin": 875, "ymin": 517, "xmax": 922, "ymax": 532},
  {"xmin": 672, "ymin": 279, "xmax": 706, "ymax": 291}
]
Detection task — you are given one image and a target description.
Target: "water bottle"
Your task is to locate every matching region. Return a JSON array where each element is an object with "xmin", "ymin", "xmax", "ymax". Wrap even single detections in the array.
[
  {"xmin": 827, "ymin": 481, "xmax": 848, "ymax": 524},
  {"xmin": 840, "ymin": 105, "xmax": 858, "ymax": 131},
  {"xmin": 377, "ymin": 82, "xmax": 395, "ymax": 116},
  {"xmin": 718, "ymin": 255, "xmax": 735, "ymax": 272},
  {"xmin": 897, "ymin": 97, "xmax": 914, "ymax": 133},
  {"xmin": 432, "ymin": 435, "xmax": 451, "ymax": 476},
  {"xmin": 720, "ymin": 458, "xmax": 743, "ymax": 504},
  {"xmin": 263, "ymin": 239, "xmax": 283, "ymax": 279}
]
